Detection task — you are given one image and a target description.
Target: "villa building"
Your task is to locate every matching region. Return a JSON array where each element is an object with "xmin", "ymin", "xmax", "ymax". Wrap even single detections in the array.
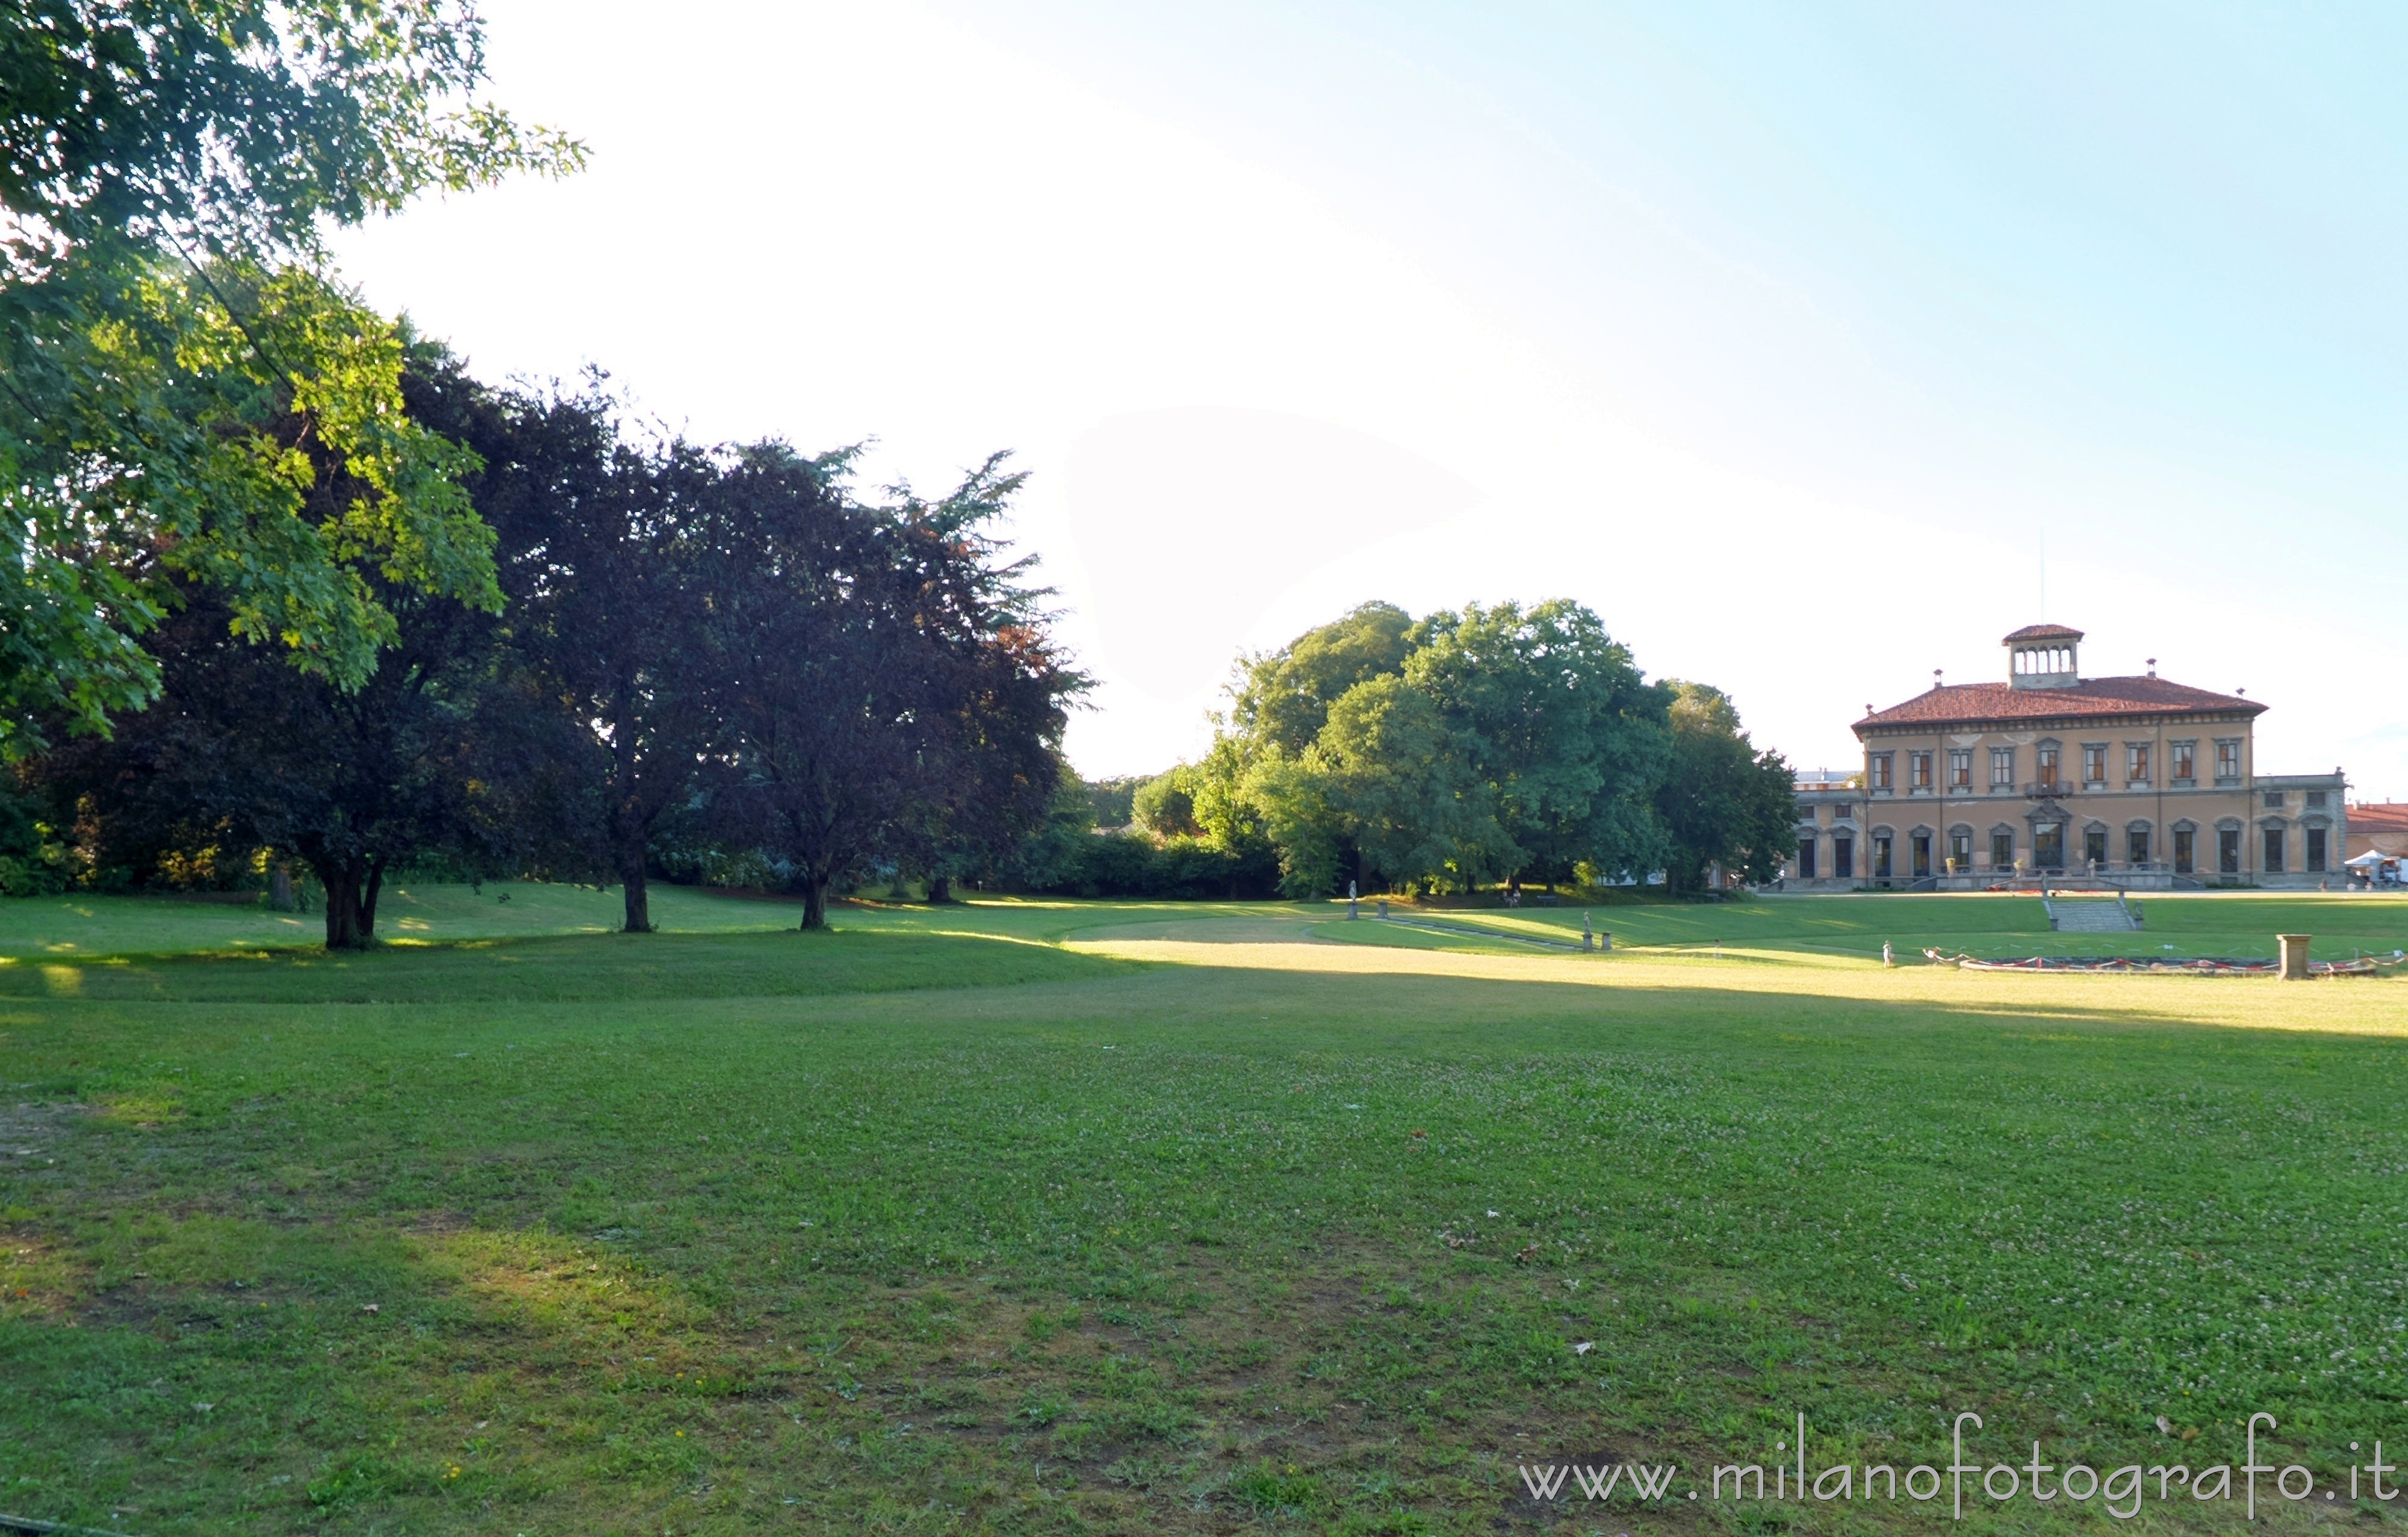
[{"xmin": 1784, "ymin": 624, "xmax": 2346, "ymax": 890}]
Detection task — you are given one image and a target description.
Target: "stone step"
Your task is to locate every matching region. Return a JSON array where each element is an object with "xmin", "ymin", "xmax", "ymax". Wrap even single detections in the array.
[{"xmin": 2044, "ymin": 898, "xmax": 2144, "ymax": 932}]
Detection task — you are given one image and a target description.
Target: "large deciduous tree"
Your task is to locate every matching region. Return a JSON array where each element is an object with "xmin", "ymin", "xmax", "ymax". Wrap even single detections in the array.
[
  {"xmin": 43, "ymin": 563, "xmax": 529, "ymax": 948},
  {"xmin": 1653, "ymin": 681, "xmax": 1796, "ymax": 895},
  {"xmin": 40, "ymin": 346, "xmax": 586, "ymax": 946},
  {"xmin": 705, "ymin": 452, "xmax": 1079, "ymax": 929},
  {"xmin": 460, "ymin": 372, "xmax": 724, "ymax": 934},
  {"xmin": 1403, "ymin": 600, "xmax": 1671, "ymax": 889}
]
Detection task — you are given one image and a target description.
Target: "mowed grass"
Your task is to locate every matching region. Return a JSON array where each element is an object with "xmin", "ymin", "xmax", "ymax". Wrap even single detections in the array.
[{"xmin": 5, "ymin": 890, "xmax": 2408, "ymax": 1534}]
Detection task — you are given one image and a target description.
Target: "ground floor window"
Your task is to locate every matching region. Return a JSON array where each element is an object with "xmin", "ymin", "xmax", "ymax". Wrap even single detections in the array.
[
  {"xmin": 2034, "ymin": 823, "xmax": 2064, "ymax": 868},
  {"xmin": 2127, "ymin": 827, "xmax": 2150, "ymax": 865},
  {"xmin": 2307, "ymin": 827, "xmax": 2327, "ymax": 872},
  {"xmin": 1912, "ymin": 833, "xmax": 1932, "ymax": 878},
  {"xmin": 2218, "ymin": 828, "xmax": 2241, "ymax": 874},
  {"xmin": 1797, "ymin": 838, "xmax": 1816, "ymax": 879},
  {"xmin": 2084, "ymin": 828, "xmax": 2107, "ymax": 868},
  {"xmin": 1990, "ymin": 831, "xmax": 2014, "ymax": 869},
  {"xmin": 1948, "ymin": 831, "xmax": 1970, "ymax": 869},
  {"xmin": 1832, "ymin": 835, "xmax": 1854, "ymax": 879},
  {"xmin": 2263, "ymin": 827, "xmax": 2285, "ymax": 874},
  {"xmin": 2174, "ymin": 828, "xmax": 2195, "ymax": 874},
  {"xmin": 1873, "ymin": 835, "xmax": 1893, "ymax": 878}
]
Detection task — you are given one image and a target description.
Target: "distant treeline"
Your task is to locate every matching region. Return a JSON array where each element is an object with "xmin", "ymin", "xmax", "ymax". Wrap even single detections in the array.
[{"xmin": 1020, "ymin": 601, "xmax": 1800, "ymax": 902}]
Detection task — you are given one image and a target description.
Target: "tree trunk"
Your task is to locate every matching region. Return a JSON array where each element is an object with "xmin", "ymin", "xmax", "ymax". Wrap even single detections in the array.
[
  {"xmin": 928, "ymin": 874, "xmax": 952, "ymax": 904},
  {"xmin": 620, "ymin": 846, "xmax": 653, "ymax": 933},
  {"xmin": 361, "ymin": 860, "xmax": 386, "ymax": 939},
  {"xmin": 801, "ymin": 875, "xmax": 830, "ymax": 930},
  {"xmin": 319, "ymin": 860, "xmax": 370, "ymax": 949}
]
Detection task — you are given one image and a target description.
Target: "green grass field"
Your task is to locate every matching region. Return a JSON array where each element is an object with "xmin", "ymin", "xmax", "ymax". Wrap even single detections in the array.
[{"xmin": 7, "ymin": 884, "xmax": 2408, "ymax": 1534}]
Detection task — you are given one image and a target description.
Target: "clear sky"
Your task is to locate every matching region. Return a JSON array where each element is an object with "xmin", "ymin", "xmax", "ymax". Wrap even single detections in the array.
[{"xmin": 331, "ymin": 1, "xmax": 2408, "ymax": 795}]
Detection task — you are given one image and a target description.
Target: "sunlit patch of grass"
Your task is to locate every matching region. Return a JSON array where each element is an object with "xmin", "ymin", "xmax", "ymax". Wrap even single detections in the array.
[
  {"xmin": 0, "ymin": 1231, "xmax": 85, "ymax": 1318},
  {"xmin": 415, "ymin": 1228, "xmax": 709, "ymax": 1349},
  {"xmin": 92, "ymin": 1088, "xmax": 181, "ymax": 1128}
]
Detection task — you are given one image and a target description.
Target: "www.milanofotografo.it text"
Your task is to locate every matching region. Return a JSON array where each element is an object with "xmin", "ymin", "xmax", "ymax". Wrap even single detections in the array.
[{"xmin": 1518, "ymin": 1412, "xmax": 2395, "ymax": 1520}]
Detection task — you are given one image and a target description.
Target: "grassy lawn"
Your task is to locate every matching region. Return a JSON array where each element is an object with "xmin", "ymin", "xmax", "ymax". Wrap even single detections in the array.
[{"xmin": 6, "ymin": 887, "xmax": 2408, "ymax": 1533}]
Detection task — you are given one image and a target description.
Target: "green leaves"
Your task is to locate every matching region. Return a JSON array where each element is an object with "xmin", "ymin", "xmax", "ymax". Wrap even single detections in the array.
[
  {"xmin": 1, "ymin": 0, "xmax": 585, "ymax": 270},
  {"xmin": 0, "ymin": 0, "xmax": 579, "ymax": 751},
  {"xmin": 1205, "ymin": 599, "xmax": 1678, "ymax": 896},
  {"xmin": 1403, "ymin": 599, "xmax": 1672, "ymax": 885},
  {"xmin": 1655, "ymin": 681, "xmax": 1795, "ymax": 892},
  {"xmin": 0, "ymin": 252, "xmax": 499, "ymax": 751}
]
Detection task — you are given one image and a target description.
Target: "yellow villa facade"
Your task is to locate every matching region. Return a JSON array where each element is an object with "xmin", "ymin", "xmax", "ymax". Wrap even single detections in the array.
[{"xmin": 1784, "ymin": 624, "xmax": 2346, "ymax": 890}]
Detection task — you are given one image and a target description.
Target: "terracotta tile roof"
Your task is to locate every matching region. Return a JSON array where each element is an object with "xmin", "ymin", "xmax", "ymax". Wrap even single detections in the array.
[
  {"xmin": 1855, "ymin": 675, "xmax": 2262, "ymax": 731},
  {"xmin": 2002, "ymin": 623, "xmax": 2085, "ymax": 642},
  {"xmin": 2349, "ymin": 803, "xmax": 2408, "ymax": 834}
]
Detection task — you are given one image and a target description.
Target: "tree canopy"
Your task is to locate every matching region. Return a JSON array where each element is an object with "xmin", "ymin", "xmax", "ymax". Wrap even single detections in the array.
[
  {"xmin": 1134, "ymin": 598, "xmax": 1785, "ymax": 900},
  {"xmin": 0, "ymin": 0, "xmax": 582, "ymax": 751},
  {"xmin": 1653, "ymin": 680, "xmax": 1797, "ymax": 895}
]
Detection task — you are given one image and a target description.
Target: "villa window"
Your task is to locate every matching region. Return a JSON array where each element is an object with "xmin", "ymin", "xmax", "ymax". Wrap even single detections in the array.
[
  {"xmin": 2084, "ymin": 828, "xmax": 2108, "ymax": 868},
  {"xmin": 2037, "ymin": 747, "xmax": 2060, "ymax": 789},
  {"xmin": 1870, "ymin": 753, "xmax": 1894, "ymax": 790},
  {"xmin": 2263, "ymin": 828, "xmax": 2285, "ymax": 874},
  {"xmin": 1833, "ymin": 835, "xmax": 1854, "ymax": 878},
  {"xmin": 2171, "ymin": 741, "xmax": 2196, "ymax": 782},
  {"xmin": 1796, "ymin": 838, "xmax": 1817, "ymax": 879},
  {"xmin": 1909, "ymin": 752, "xmax": 1934, "ymax": 790},
  {"xmin": 2217, "ymin": 739, "xmax": 2242, "ymax": 782},
  {"xmin": 1948, "ymin": 750, "xmax": 1972, "ymax": 789},
  {"xmin": 1948, "ymin": 831, "xmax": 1970, "ymax": 869},
  {"xmin": 2127, "ymin": 827, "xmax": 2150, "ymax": 865},
  {"xmin": 1911, "ymin": 833, "xmax": 1932, "ymax": 878},
  {"xmin": 1873, "ymin": 835, "xmax": 1893, "ymax": 879},
  {"xmin": 1798, "ymin": 803, "xmax": 1817, "ymax": 825},
  {"xmin": 1831, "ymin": 803, "xmax": 1852, "ymax": 822},
  {"xmin": 2035, "ymin": 823, "xmax": 2065, "ymax": 868},
  {"xmin": 2307, "ymin": 790, "xmax": 2327, "ymax": 809},
  {"xmin": 1990, "ymin": 747, "xmax": 2014, "ymax": 789},
  {"xmin": 2307, "ymin": 827, "xmax": 2327, "ymax": 872},
  {"xmin": 2081, "ymin": 744, "xmax": 2107, "ymax": 785},
  {"xmin": 1990, "ymin": 831, "xmax": 2014, "ymax": 869},
  {"xmin": 2264, "ymin": 790, "xmax": 2285, "ymax": 809},
  {"xmin": 2126, "ymin": 744, "xmax": 2149, "ymax": 784},
  {"xmin": 2218, "ymin": 828, "xmax": 2241, "ymax": 874},
  {"xmin": 2174, "ymin": 829, "xmax": 2195, "ymax": 874}
]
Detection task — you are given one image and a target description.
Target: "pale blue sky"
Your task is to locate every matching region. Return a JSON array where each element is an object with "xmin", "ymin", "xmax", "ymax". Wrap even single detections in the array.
[{"xmin": 334, "ymin": 2, "xmax": 2408, "ymax": 792}]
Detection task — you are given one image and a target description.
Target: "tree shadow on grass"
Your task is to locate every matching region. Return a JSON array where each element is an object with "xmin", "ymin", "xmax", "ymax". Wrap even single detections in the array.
[{"xmin": 0, "ymin": 928, "xmax": 1153, "ymax": 1005}]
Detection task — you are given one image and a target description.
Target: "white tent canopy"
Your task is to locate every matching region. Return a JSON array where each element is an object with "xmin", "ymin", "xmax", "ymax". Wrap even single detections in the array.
[{"xmin": 2345, "ymin": 850, "xmax": 2394, "ymax": 868}]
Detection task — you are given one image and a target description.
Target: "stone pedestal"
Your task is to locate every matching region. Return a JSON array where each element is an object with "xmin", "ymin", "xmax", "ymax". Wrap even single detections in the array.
[{"xmin": 2277, "ymin": 933, "xmax": 2312, "ymax": 980}]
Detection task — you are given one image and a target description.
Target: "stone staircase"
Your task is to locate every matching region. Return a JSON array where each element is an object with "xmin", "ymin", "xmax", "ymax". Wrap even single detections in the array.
[{"xmin": 2044, "ymin": 896, "xmax": 2144, "ymax": 933}]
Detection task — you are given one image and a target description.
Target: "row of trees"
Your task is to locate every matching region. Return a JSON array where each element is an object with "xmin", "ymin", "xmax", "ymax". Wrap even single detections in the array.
[
  {"xmin": 1098, "ymin": 600, "xmax": 1796, "ymax": 899},
  {"xmin": 29, "ymin": 359, "xmax": 1079, "ymax": 943}
]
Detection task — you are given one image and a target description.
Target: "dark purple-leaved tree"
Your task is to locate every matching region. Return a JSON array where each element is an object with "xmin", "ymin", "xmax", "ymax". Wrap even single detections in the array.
[
  {"xmin": 475, "ymin": 373, "xmax": 730, "ymax": 933},
  {"xmin": 701, "ymin": 451, "xmax": 1082, "ymax": 928}
]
